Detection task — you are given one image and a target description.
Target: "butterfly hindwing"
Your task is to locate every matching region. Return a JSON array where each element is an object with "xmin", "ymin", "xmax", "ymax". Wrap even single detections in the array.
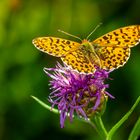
[
  {"xmin": 95, "ymin": 45, "xmax": 131, "ymax": 70},
  {"xmin": 61, "ymin": 49, "xmax": 95, "ymax": 74}
]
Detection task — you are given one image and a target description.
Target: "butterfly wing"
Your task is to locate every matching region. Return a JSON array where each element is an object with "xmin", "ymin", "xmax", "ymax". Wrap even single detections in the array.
[
  {"xmin": 93, "ymin": 25, "xmax": 140, "ymax": 47},
  {"xmin": 94, "ymin": 46, "xmax": 130, "ymax": 70},
  {"xmin": 92, "ymin": 25, "xmax": 140, "ymax": 71},
  {"xmin": 61, "ymin": 49, "xmax": 95, "ymax": 74},
  {"xmin": 32, "ymin": 37, "xmax": 80, "ymax": 57}
]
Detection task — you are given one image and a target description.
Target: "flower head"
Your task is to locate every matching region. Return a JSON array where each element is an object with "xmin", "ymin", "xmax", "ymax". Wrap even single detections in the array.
[{"xmin": 44, "ymin": 63, "xmax": 114, "ymax": 128}]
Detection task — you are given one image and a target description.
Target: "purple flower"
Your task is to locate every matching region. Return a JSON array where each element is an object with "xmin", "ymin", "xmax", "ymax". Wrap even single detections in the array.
[{"xmin": 44, "ymin": 63, "xmax": 114, "ymax": 128}]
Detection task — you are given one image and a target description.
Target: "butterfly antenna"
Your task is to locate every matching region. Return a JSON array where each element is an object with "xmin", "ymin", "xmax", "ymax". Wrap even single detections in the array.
[
  {"xmin": 86, "ymin": 22, "xmax": 102, "ymax": 40},
  {"xmin": 58, "ymin": 29, "xmax": 82, "ymax": 41}
]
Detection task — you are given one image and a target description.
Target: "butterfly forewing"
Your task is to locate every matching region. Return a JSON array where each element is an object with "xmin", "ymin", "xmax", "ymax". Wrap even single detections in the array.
[
  {"xmin": 32, "ymin": 37, "xmax": 80, "ymax": 57},
  {"xmin": 93, "ymin": 25, "xmax": 140, "ymax": 47}
]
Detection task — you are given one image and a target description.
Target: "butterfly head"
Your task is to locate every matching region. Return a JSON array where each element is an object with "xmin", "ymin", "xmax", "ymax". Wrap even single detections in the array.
[{"xmin": 82, "ymin": 39, "xmax": 89, "ymax": 43}]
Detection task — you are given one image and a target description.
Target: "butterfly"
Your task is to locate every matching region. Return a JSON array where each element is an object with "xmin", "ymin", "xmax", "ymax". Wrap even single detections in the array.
[{"xmin": 32, "ymin": 25, "xmax": 140, "ymax": 74}]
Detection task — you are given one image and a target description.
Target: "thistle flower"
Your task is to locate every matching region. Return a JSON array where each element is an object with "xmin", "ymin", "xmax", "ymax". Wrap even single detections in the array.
[{"xmin": 44, "ymin": 63, "xmax": 114, "ymax": 128}]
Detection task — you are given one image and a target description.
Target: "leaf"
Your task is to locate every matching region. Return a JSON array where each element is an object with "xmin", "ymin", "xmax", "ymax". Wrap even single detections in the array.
[
  {"xmin": 128, "ymin": 117, "xmax": 140, "ymax": 140},
  {"xmin": 31, "ymin": 95, "xmax": 59, "ymax": 114},
  {"xmin": 106, "ymin": 96, "xmax": 140, "ymax": 140}
]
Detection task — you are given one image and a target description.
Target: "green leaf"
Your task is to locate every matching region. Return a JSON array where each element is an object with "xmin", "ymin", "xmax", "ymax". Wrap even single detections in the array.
[
  {"xmin": 106, "ymin": 96, "xmax": 140, "ymax": 140},
  {"xmin": 128, "ymin": 117, "xmax": 140, "ymax": 140}
]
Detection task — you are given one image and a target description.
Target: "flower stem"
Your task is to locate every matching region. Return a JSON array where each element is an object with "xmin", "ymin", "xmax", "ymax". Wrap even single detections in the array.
[{"xmin": 90, "ymin": 114, "xmax": 108, "ymax": 139}]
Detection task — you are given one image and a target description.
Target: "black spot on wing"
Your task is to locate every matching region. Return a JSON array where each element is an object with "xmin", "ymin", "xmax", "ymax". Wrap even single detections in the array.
[{"xmin": 103, "ymin": 36, "xmax": 108, "ymax": 40}]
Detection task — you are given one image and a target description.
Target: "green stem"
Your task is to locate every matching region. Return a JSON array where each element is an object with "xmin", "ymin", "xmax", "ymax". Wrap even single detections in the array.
[
  {"xmin": 31, "ymin": 95, "xmax": 140, "ymax": 140},
  {"xmin": 31, "ymin": 95, "xmax": 59, "ymax": 114},
  {"xmin": 106, "ymin": 96, "xmax": 140, "ymax": 140},
  {"xmin": 91, "ymin": 115, "xmax": 108, "ymax": 139}
]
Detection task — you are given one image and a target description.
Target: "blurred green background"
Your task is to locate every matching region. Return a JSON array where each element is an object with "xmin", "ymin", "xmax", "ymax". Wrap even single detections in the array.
[{"xmin": 0, "ymin": 0, "xmax": 140, "ymax": 140}]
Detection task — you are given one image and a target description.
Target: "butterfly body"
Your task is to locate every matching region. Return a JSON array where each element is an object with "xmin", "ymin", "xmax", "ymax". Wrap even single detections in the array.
[
  {"xmin": 79, "ymin": 40, "xmax": 102, "ymax": 68},
  {"xmin": 33, "ymin": 25, "xmax": 140, "ymax": 74}
]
